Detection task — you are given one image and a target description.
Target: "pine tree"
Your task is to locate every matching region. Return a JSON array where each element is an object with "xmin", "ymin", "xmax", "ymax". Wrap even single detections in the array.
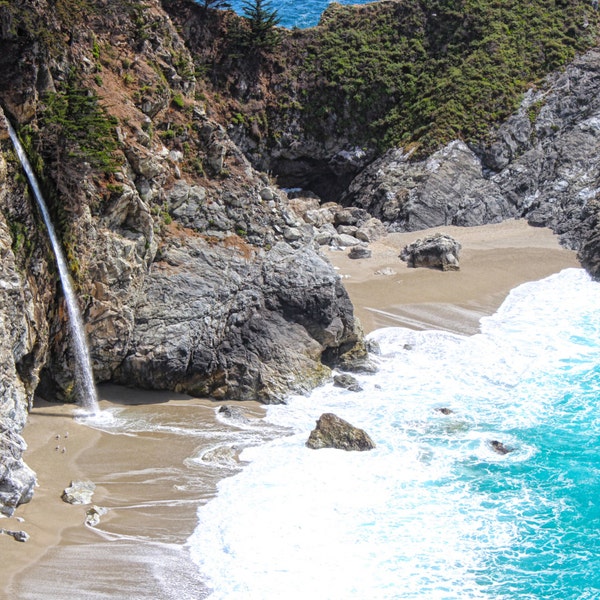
[{"xmin": 241, "ymin": 0, "xmax": 280, "ymax": 50}]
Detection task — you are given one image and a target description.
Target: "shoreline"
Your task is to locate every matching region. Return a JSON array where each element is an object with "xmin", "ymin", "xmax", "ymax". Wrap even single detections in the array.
[
  {"xmin": 325, "ymin": 220, "xmax": 579, "ymax": 334},
  {"xmin": 1, "ymin": 220, "xmax": 579, "ymax": 598}
]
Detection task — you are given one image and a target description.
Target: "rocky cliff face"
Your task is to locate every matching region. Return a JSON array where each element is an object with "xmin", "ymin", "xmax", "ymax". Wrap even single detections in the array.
[
  {"xmin": 341, "ymin": 48, "xmax": 600, "ymax": 277},
  {"xmin": 0, "ymin": 121, "xmax": 54, "ymax": 515},
  {"xmin": 0, "ymin": 0, "xmax": 362, "ymax": 514},
  {"xmin": 1, "ymin": 0, "xmax": 600, "ymax": 517}
]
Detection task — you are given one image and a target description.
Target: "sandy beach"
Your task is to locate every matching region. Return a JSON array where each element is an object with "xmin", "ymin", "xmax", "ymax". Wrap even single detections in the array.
[
  {"xmin": 0, "ymin": 220, "xmax": 579, "ymax": 598},
  {"xmin": 325, "ymin": 220, "xmax": 579, "ymax": 335}
]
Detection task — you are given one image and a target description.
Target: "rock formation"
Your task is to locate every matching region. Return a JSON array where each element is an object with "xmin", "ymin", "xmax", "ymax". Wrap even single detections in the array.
[
  {"xmin": 306, "ymin": 412, "xmax": 375, "ymax": 451},
  {"xmin": 341, "ymin": 49, "xmax": 600, "ymax": 275},
  {"xmin": 61, "ymin": 480, "xmax": 96, "ymax": 505},
  {"xmin": 0, "ymin": 0, "xmax": 363, "ymax": 515},
  {"xmin": 333, "ymin": 373, "xmax": 363, "ymax": 393},
  {"xmin": 0, "ymin": 0, "xmax": 599, "ymax": 517},
  {"xmin": 400, "ymin": 233, "xmax": 461, "ymax": 271}
]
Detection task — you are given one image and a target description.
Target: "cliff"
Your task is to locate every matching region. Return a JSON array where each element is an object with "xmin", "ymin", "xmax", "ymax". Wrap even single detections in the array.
[
  {"xmin": 0, "ymin": 0, "xmax": 361, "ymax": 515},
  {"xmin": 1, "ymin": 0, "xmax": 600, "ymax": 516}
]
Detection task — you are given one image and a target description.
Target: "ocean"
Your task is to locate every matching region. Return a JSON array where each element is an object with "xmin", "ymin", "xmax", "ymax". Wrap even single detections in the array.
[
  {"xmin": 227, "ymin": 0, "xmax": 375, "ymax": 29},
  {"xmin": 185, "ymin": 268, "xmax": 600, "ymax": 599}
]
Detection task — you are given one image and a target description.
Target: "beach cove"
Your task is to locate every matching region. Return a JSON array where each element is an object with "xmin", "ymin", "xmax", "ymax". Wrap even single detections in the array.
[{"xmin": 1, "ymin": 219, "xmax": 586, "ymax": 598}]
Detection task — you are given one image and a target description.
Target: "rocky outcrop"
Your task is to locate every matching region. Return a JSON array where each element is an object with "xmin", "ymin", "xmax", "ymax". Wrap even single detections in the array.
[
  {"xmin": 400, "ymin": 233, "xmax": 461, "ymax": 271},
  {"xmin": 0, "ymin": 0, "xmax": 365, "ymax": 515},
  {"xmin": 342, "ymin": 140, "xmax": 516, "ymax": 230},
  {"xmin": 0, "ymin": 119, "xmax": 52, "ymax": 516},
  {"xmin": 61, "ymin": 480, "xmax": 96, "ymax": 505},
  {"xmin": 306, "ymin": 412, "xmax": 375, "ymax": 451},
  {"xmin": 341, "ymin": 48, "xmax": 600, "ymax": 273}
]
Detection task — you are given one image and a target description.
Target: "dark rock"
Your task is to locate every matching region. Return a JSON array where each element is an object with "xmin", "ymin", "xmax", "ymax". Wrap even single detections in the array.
[
  {"xmin": 218, "ymin": 404, "xmax": 249, "ymax": 423},
  {"xmin": 333, "ymin": 373, "xmax": 363, "ymax": 392},
  {"xmin": 348, "ymin": 246, "xmax": 372, "ymax": 259},
  {"xmin": 435, "ymin": 407, "xmax": 454, "ymax": 415},
  {"xmin": 1, "ymin": 528, "xmax": 29, "ymax": 542},
  {"xmin": 489, "ymin": 440, "xmax": 513, "ymax": 455},
  {"xmin": 306, "ymin": 413, "xmax": 375, "ymax": 451},
  {"xmin": 400, "ymin": 233, "xmax": 461, "ymax": 271},
  {"xmin": 342, "ymin": 141, "xmax": 515, "ymax": 229}
]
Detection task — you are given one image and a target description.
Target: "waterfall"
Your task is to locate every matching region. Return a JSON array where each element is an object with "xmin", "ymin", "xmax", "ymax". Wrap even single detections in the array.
[{"xmin": 6, "ymin": 119, "xmax": 100, "ymax": 415}]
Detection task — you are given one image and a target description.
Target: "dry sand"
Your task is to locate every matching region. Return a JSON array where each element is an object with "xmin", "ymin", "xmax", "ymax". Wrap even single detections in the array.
[
  {"xmin": 325, "ymin": 219, "xmax": 579, "ymax": 335},
  {"xmin": 0, "ymin": 220, "xmax": 579, "ymax": 598}
]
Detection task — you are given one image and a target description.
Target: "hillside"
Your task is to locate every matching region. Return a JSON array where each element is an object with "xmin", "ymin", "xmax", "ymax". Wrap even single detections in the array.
[
  {"xmin": 0, "ymin": 0, "xmax": 600, "ymax": 516},
  {"xmin": 165, "ymin": 0, "xmax": 599, "ymax": 198}
]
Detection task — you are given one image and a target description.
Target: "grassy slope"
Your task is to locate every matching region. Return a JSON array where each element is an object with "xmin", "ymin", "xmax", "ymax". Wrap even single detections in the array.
[
  {"xmin": 174, "ymin": 0, "xmax": 599, "ymax": 158},
  {"xmin": 294, "ymin": 0, "xmax": 599, "ymax": 155}
]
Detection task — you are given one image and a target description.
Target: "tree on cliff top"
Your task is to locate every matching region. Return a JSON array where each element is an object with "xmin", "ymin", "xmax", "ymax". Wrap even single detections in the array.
[{"xmin": 241, "ymin": 0, "xmax": 280, "ymax": 50}]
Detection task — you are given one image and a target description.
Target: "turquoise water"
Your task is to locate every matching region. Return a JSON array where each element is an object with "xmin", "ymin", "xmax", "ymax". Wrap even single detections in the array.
[
  {"xmin": 187, "ymin": 269, "xmax": 600, "ymax": 599},
  {"xmin": 227, "ymin": 0, "xmax": 376, "ymax": 29}
]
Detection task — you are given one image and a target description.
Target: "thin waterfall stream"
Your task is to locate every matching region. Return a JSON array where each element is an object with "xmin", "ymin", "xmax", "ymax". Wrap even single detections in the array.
[{"xmin": 6, "ymin": 119, "xmax": 100, "ymax": 415}]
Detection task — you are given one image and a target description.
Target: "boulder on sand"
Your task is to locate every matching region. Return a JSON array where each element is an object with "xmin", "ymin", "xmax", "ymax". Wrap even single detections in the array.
[
  {"xmin": 400, "ymin": 233, "xmax": 461, "ymax": 271},
  {"xmin": 306, "ymin": 413, "xmax": 375, "ymax": 451},
  {"xmin": 61, "ymin": 480, "xmax": 96, "ymax": 505}
]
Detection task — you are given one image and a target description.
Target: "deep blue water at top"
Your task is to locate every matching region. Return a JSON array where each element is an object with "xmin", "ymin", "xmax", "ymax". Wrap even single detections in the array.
[{"xmin": 227, "ymin": 0, "xmax": 376, "ymax": 29}]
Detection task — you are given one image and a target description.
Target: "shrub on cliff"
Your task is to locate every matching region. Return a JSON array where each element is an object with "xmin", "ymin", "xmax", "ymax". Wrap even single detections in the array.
[{"xmin": 296, "ymin": 0, "xmax": 599, "ymax": 155}]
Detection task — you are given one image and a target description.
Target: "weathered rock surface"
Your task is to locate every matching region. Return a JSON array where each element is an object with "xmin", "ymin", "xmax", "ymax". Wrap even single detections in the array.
[
  {"xmin": 400, "ymin": 233, "xmax": 461, "ymax": 271},
  {"xmin": 342, "ymin": 49, "xmax": 600, "ymax": 275},
  {"xmin": 306, "ymin": 413, "xmax": 375, "ymax": 451},
  {"xmin": 0, "ymin": 122, "xmax": 48, "ymax": 516},
  {"xmin": 61, "ymin": 480, "xmax": 96, "ymax": 505},
  {"xmin": 342, "ymin": 140, "xmax": 516, "ymax": 230},
  {"xmin": 333, "ymin": 373, "xmax": 363, "ymax": 392}
]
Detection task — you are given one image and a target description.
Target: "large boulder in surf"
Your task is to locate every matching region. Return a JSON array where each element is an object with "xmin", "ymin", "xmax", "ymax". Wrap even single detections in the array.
[
  {"xmin": 400, "ymin": 233, "xmax": 461, "ymax": 271},
  {"xmin": 306, "ymin": 413, "xmax": 375, "ymax": 451}
]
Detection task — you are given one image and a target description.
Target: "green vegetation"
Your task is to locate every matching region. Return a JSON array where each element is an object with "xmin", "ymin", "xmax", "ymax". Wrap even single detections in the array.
[
  {"xmin": 240, "ymin": 0, "xmax": 281, "ymax": 50},
  {"xmin": 172, "ymin": 93, "xmax": 185, "ymax": 108},
  {"xmin": 40, "ymin": 82, "xmax": 120, "ymax": 173},
  {"xmin": 293, "ymin": 0, "xmax": 599, "ymax": 155}
]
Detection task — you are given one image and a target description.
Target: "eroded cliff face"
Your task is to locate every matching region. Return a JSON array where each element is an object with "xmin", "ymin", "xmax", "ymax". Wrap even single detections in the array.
[
  {"xmin": 341, "ymin": 48, "xmax": 600, "ymax": 277},
  {"xmin": 0, "ymin": 0, "xmax": 361, "ymax": 514},
  {"xmin": 0, "ymin": 121, "xmax": 55, "ymax": 515}
]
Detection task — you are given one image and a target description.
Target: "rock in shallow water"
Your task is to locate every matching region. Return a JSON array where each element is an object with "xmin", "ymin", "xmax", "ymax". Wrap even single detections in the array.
[
  {"xmin": 306, "ymin": 413, "xmax": 375, "ymax": 451},
  {"xmin": 333, "ymin": 373, "xmax": 363, "ymax": 392}
]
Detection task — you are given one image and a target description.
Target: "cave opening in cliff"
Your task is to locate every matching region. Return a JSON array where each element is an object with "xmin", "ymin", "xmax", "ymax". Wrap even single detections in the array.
[{"xmin": 271, "ymin": 157, "xmax": 360, "ymax": 205}]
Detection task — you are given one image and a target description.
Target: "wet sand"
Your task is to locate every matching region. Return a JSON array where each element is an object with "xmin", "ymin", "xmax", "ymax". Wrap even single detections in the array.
[
  {"xmin": 324, "ymin": 220, "xmax": 579, "ymax": 335},
  {"xmin": 0, "ymin": 220, "xmax": 579, "ymax": 598},
  {"xmin": 1, "ymin": 388, "xmax": 269, "ymax": 599}
]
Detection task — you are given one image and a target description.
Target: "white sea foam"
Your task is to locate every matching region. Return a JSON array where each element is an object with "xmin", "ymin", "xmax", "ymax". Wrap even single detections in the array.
[{"xmin": 186, "ymin": 268, "xmax": 600, "ymax": 599}]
